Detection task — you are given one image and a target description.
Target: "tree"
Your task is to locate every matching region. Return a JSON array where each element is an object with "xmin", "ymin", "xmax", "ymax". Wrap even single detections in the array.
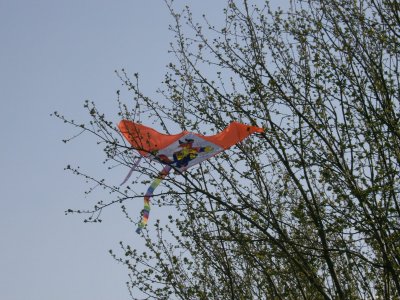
[{"xmin": 55, "ymin": 0, "xmax": 400, "ymax": 299}]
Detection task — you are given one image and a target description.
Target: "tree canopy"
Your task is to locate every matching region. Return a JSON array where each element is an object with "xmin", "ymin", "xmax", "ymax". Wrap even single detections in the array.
[{"xmin": 56, "ymin": 0, "xmax": 400, "ymax": 299}]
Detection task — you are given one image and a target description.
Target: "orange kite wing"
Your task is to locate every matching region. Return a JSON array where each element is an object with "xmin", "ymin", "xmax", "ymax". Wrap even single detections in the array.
[
  {"xmin": 198, "ymin": 121, "xmax": 264, "ymax": 149},
  {"xmin": 118, "ymin": 120, "xmax": 188, "ymax": 156}
]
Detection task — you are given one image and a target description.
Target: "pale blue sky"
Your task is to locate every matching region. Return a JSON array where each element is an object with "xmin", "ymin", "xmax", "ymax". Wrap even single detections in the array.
[{"xmin": 0, "ymin": 1, "xmax": 229, "ymax": 299}]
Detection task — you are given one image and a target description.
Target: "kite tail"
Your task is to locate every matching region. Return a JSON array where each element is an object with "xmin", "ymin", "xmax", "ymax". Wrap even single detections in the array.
[
  {"xmin": 120, "ymin": 157, "xmax": 142, "ymax": 186},
  {"xmin": 136, "ymin": 165, "xmax": 171, "ymax": 234}
]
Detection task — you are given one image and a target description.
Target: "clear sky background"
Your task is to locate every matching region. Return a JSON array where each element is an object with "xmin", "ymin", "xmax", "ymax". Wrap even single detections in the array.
[{"xmin": 0, "ymin": 1, "xmax": 229, "ymax": 299}]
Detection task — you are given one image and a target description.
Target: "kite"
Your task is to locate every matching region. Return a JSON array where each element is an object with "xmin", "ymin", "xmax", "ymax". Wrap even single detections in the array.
[{"xmin": 118, "ymin": 120, "xmax": 264, "ymax": 233}]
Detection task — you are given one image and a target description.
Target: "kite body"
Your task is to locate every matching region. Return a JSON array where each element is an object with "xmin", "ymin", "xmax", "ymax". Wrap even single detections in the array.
[
  {"xmin": 119, "ymin": 120, "xmax": 263, "ymax": 170},
  {"xmin": 118, "ymin": 120, "xmax": 263, "ymax": 233}
]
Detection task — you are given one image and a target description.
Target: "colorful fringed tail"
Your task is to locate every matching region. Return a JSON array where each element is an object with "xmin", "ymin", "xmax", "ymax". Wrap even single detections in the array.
[{"xmin": 136, "ymin": 165, "xmax": 171, "ymax": 234}]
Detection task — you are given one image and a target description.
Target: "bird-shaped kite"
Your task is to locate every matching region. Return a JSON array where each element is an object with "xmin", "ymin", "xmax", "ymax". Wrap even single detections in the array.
[{"xmin": 118, "ymin": 120, "xmax": 264, "ymax": 233}]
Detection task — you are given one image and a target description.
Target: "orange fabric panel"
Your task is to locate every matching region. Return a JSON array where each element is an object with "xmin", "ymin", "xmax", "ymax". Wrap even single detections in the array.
[
  {"xmin": 198, "ymin": 122, "xmax": 264, "ymax": 149},
  {"xmin": 118, "ymin": 120, "xmax": 188, "ymax": 156}
]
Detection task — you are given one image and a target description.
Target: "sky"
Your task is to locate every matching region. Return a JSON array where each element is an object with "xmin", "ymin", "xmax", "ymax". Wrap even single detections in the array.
[{"xmin": 0, "ymin": 1, "xmax": 228, "ymax": 299}]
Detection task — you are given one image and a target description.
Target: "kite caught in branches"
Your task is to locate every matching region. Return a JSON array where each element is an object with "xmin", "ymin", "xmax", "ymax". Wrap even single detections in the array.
[{"xmin": 118, "ymin": 120, "xmax": 263, "ymax": 233}]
